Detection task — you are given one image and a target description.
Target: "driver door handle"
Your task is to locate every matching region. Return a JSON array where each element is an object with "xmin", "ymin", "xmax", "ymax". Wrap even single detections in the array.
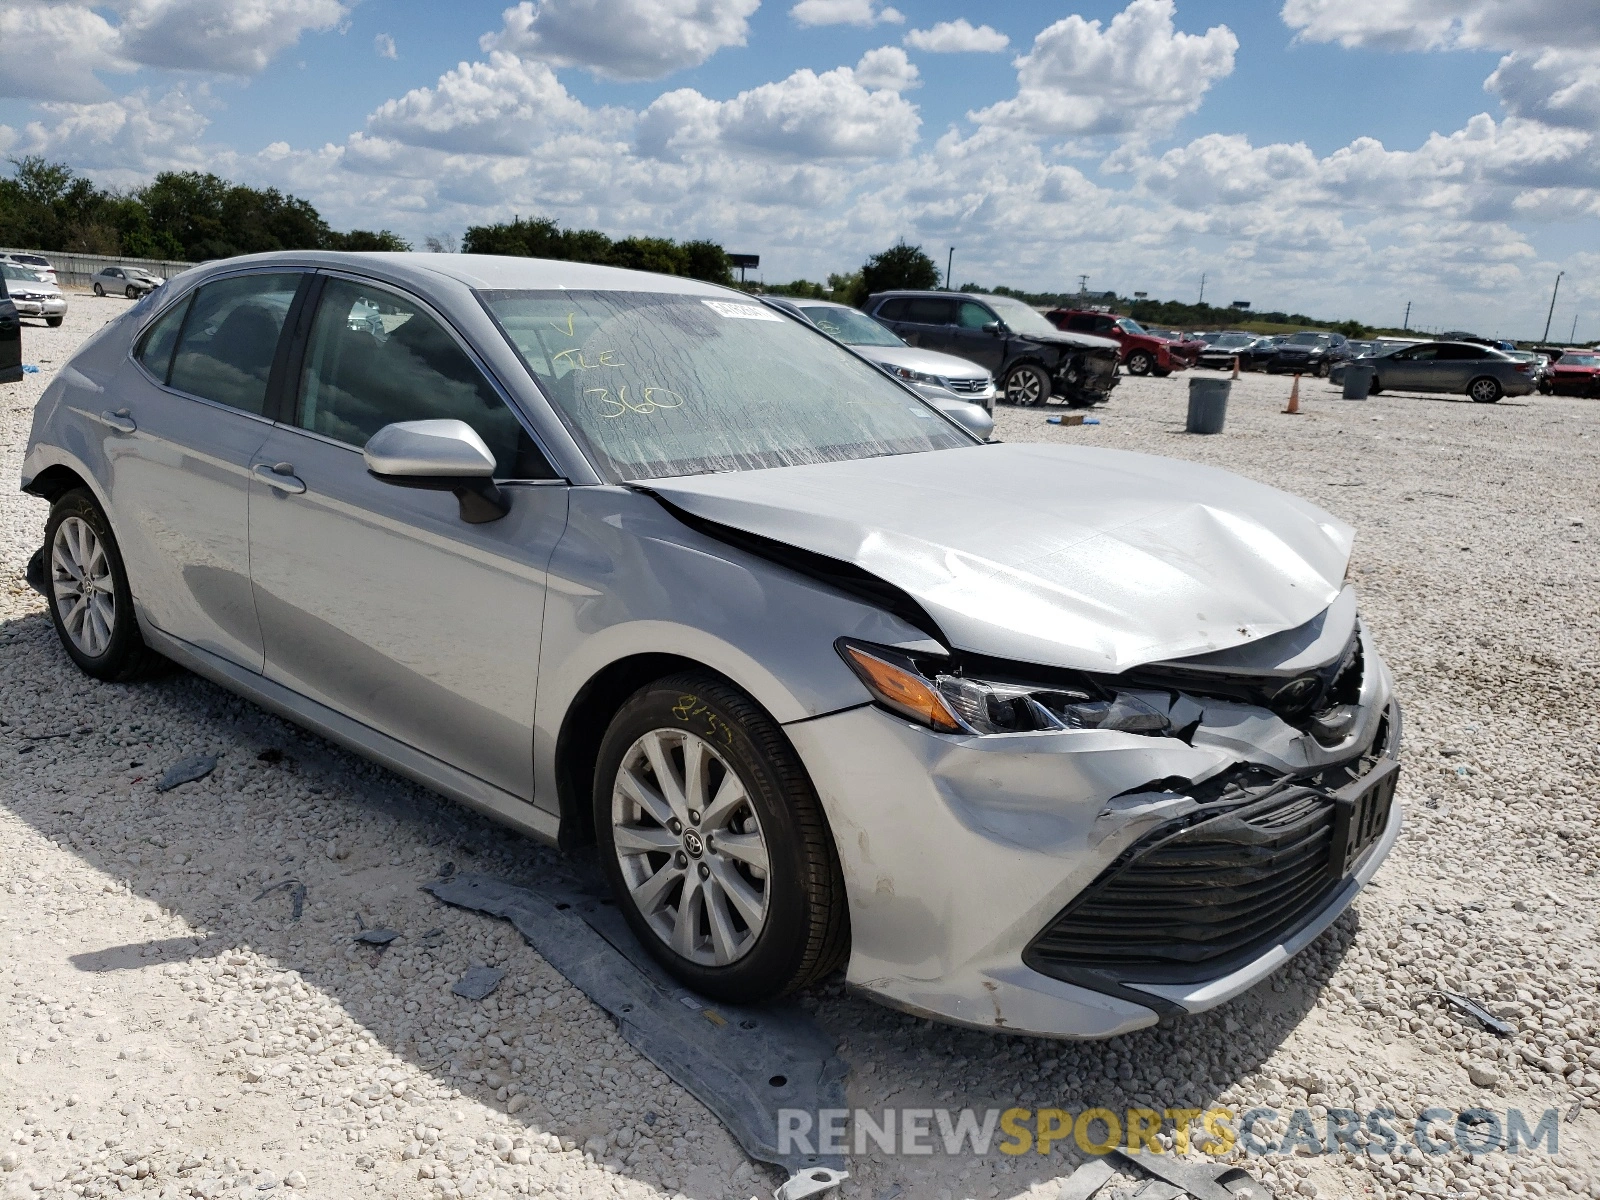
[{"xmin": 253, "ymin": 461, "xmax": 306, "ymax": 494}]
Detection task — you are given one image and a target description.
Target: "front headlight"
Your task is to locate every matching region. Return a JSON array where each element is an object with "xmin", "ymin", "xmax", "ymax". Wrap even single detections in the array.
[
  {"xmin": 891, "ymin": 365, "xmax": 944, "ymax": 387},
  {"xmin": 837, "ymin": 640, "xmax": 1175, "ymax": 737}
]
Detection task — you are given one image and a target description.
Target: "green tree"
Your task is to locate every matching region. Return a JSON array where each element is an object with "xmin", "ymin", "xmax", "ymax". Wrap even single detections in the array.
[
  {"xmin": 855, "ymin": 241, "xmax": 940, "ymax": 305},
  {"xmin": 461, "ymin": 215, "xmax": 734, "ymax": 284},
  {"xmin": 328, "ymin": 229, "xmax": 412, "ymax": 252}
]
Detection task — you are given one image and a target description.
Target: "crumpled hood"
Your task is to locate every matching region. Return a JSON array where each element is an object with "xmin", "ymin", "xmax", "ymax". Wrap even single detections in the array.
[
  {"xmin": 1019, "ymin": 330, "xmax": 1121, "ymax": 354},
  {"xmin": 857, "ymin": 345, "xmax": 992, "ymax": 380},
  {"xmin": 646, "ymin": 443, "xmax": 1354, "ymax": 674}
]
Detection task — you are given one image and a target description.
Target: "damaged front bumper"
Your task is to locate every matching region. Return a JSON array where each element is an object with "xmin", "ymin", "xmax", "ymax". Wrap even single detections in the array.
[{"xmin": 785, "ymin": 627, "xmax": 1401, "ymax": 1040}]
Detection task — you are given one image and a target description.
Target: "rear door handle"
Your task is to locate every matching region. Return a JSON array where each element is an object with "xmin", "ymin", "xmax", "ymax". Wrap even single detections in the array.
[
  {"xmin": 252, "ymin": 461, "xmax": 306, "ymax": 495},
  {"xmin": 97, "ymin": 408, "xmax": 136, "ymax": 434}
]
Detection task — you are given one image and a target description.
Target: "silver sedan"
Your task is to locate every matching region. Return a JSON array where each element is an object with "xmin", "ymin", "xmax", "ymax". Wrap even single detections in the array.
[
  {"xmin": 21, "ymin": 252, "xmax": 1401, "ymax": 1039},
  {"xmin": 1330, "ymin": 340, "xmax": 1536, "ymax": 402},
  {"xmin": 91, "ymin": 266, "xmax": 164, "ymax": 298}
]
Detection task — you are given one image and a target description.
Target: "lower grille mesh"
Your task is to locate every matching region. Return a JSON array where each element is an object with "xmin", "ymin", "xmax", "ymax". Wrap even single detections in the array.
[{"xmin": 1024, "ymin": 787, "xmax": 1342, "ymax": 975}]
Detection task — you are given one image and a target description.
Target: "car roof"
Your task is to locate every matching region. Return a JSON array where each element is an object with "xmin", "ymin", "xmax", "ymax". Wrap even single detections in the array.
[{"xmin": 170, "ymin": 250, "xmax": 742, "ymax": 297}]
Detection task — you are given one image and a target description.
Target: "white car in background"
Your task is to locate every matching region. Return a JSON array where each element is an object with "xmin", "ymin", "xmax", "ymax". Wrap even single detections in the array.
[
  {"xmin": 0, "ymin": 262, "xmax": 67, "ymax": 326},
  {"xmin": 0, "ymin": 252, "xmax": 57, "ymax": 286}
]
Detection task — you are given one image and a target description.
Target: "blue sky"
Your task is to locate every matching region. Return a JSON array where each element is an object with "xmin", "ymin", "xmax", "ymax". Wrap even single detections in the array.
[{"xmin": 2, "ymin": 0, "xmax": 1597, "ymax": 338}]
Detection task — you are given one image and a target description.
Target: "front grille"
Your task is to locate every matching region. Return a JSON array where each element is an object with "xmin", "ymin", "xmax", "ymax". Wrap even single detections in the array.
[
  {"xmin": 1024, "ymin": 784, "xmax": 1345, "ymax": 979},
  {"xmin": 945, "ymin": 377, "xmax": 990, "ymax": 394}
]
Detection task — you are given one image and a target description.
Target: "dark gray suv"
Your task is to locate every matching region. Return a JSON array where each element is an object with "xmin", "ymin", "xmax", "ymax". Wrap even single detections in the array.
[{"xmin": 864, "ymin": 290, "xmax": 1121, "ymax": 407}]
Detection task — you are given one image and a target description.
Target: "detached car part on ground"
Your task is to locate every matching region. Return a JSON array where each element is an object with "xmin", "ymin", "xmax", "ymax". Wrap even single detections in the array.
[
  {"xmin": 21, "ymin": 252, "xmax": 1400, "ymax": 1040},
  {"xmin": 862, "ymin": 290, "xmax": 1121, "ymax": 408},
  {"xmin": 0, "ymin": 262, "xmax": 67, "ymax": 327},
  {"xmin": 1329, "ymin": 340, "xmax": 1536, "ymax": 403}
]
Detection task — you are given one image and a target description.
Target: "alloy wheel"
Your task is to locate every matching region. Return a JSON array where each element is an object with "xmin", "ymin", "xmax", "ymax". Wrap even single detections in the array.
[
  {"xmin": 1005, "ymin": 366, "xmax": 1047, "ymax": 406},
  {"xmin": 611, "ymin": 728, "xmax": 771, "ymax": 967},
  {"xmin": 51, "ymin": 516, "xmax": 116, "ymax": 657},
  {"xmin": 1470, "ymin": 377, "xmax": 1501, "ymax": 403}
]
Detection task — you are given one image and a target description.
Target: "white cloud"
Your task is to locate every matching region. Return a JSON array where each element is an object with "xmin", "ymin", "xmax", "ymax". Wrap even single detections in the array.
[
  {"xmin": 789, "ymin": 0, "xmax": 903, "ymax": 30},
  {"xmin": 904, "ymin": 19, "xmax": 1009, "ymax": 54},
  {"xmin": 7, "ymin": 87, "xmax": 213, "ymax": 179},
  {"xmin": 481, "ymin": 0, "xmax": 759, "ymax": 81},
  {"xmin": 114, "ymin": 0, "xmax": 349, "ymax": 74},
  {"xmin": 1487, "ymin": 51, "xmax": 1600, "ymax": 129},
  {"xmin": 1280, "ymin": 0, "xmax": 1599, "ymax": 54},
  {"xmin": 638, "ymin": 64, "xmax": 920, "ymax": 162},
  {"xmin": 0, "ymin": 4, "xmax": 130, "ymax": 101},
  {"xmin": 375, "ymin": 33, "xmax": 397, "ymax": 59},
  {"xmin": 975, "ymin": 0, "xmax": 1237, "ymax": 139},
  {"xmin": 364, "ymin": 52, "xmax": 621, "ymax": 157},
  {"xmin": 853, "ymin": 46, "xmax": 919, "ymax": 91}
]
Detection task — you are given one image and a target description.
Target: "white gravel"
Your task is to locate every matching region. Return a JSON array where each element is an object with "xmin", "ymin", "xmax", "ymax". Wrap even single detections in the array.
[{"xmin": 1, "ymin": 297, "xmax": 1597, "ymax": 1200}]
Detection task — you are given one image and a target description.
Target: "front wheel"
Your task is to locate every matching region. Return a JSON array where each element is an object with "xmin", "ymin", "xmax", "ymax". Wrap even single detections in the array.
[
  {"xmin": 125, "ymin": 285, "xmax": 138, "ymax": 300},
  {"xmin": 92, "ymin": 283, "xmax": 106, "ymax": 297},
  {"xmin": 594, "ymin": 673, "xmax": 849, "ymax": 1004},
  {"xmin": 1125, "ymin": 351, "xmax": 1154, "ymax": 377},
  {"xmin": 46, "ymin": 316, "xmax": 63, "ymax": 328},
  {"xmin": 1003, "ymin": 363, "xmax": 1052, "ymax": 406},
  {"xmin": 1315, "ymin": 360, "xmax": 1330, "ymax": 378},
  {"xmin": 1468, "ymin": 376, "xmax": 1503, "ymax": 404},
  {"xmin": 43, "ymin": 489, "xmax": 166, "ymax": 681}
]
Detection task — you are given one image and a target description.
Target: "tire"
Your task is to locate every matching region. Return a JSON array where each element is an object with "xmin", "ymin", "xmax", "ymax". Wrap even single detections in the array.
[
  {"xmin": 1369, "ymin": 376, "xmax": 1383, "ymax": 395},
  {"xmin": 1315, "ymin": 360, "xmax": 1330, "ymax": 378},
  {"xmin": 125, "ymin": 285, "xmax": 138, "ymax": 300},
  {"xmin": 46, "ymin": 317, "xmax": 63, "ymax": 328},
  {"xmin": 1003, "ymin": 362, "xmax": 1052, "ymax": 407},
  {"xmin": 594, "ymin": 672, "xmax": 849, "ymax": 1004},
  {"xmin": 1468, "ymin": 376, "xmax": 1503, "ymax": 404},
  {"xmin": 1151, "ymin": 367, "xmax": 1172, "ymax": 378},
  {"xmin": 42, "ymin": 489, "xmax": 167, "ymax": 682},
  {"xmin": 92, "ymin": 283, "xmax": 105, "ymax": 297},
  {"xmin": 1125, "ymin": 351, "xmax": 1154, "ymax": 377}
]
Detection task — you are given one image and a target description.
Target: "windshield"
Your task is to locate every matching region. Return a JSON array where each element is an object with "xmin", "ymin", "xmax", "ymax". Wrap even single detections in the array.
[
  {"xmin": 1562, "ymin": 354, "xmax": 1600, "ymax": 367},
  {"xmin": 1286, "ymin": 332, "xmax": 1330, "ymax": 346},
  {"xmin": 1115, "ymin": 317, "xmax": 1147, "ymax": 335},
  {"xmin": 1214, "ymin": 334, "xmax": 1253, "ymax": 348},
  {"xmin": 983, "ymin": 295, "xmax": 1060, "ymax": 337},
  {"xmin": 1, "ymin": 264, "xmax": 44, "ymax": 284},
  {"xmin": 483, "ymin": 290, "xmax": 972, "ymax": 481},
  {"xmin": 796, "ymin": 304, "xmax": 904, "ymax": 347}
]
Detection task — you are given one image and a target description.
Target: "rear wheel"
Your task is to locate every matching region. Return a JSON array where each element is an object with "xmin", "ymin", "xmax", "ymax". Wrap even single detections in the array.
[
  {"xmin": 1003, "ymin": 363, "xmax": 1052, "ymax": 406},
  {"xmin": 43, "ymin": 489, "xmax": 166, "ymax": 682},
  {"xmin": 1468, "ymin": 376, "xmax": 1503, "ymax": 404},
  {"xmin": 1125, "ymin": 351, "xmax": 1154, "ymax": 377},
  {"xmin": 92, "ymin": 283, "xmax": 106, "ymax": 297},
  {"xmin": 594, "ymin": 673, "xmax": 848, "ymax": 1003}
]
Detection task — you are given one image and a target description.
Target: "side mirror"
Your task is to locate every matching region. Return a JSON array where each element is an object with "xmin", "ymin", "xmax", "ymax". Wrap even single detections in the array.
[
  {"xmin": 982, "ymin": 321, "xmax": 1004, "ymax": 335},
  {"xmin": 364, "ymin": 419, "xmax": 509, "ymax": 523}
]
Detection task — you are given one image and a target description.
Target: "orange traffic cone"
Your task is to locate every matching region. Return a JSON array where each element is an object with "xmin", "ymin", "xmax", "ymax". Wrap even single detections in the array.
[
  {"xmin": 1283, "ymin": 373, "xmax": 1302, "ymax": 414},
  {"xmin": 1231, "ymin": 356, "xmax": 1241, "ymax": 380}
]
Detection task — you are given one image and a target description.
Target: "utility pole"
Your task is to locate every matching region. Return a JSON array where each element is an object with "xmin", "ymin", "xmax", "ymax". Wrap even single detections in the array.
[
  {"xmin": 1403, "ymin": 301, "xmax": 1411, "ymax": 331},
  {"xmin": 1198, "ymin": 273, "xmax": 1206, "ymax": 305},
  {"xmin": 1542, "ymin": 271, "xmax": 1564, "ymax": 343},
  {"xmin": 945, "ymin": 247, "xmax": 954, "ymax": 291},
  {"xmin": 1571, "ymin": 312, "xmax": 1579, "ymax": 343}
]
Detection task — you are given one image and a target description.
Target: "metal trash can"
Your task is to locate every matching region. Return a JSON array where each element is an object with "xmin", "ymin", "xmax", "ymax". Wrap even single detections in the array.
[
  {"xmin": 1186, "ymin": 377, "xmax": 1230, "ymax": 434},
  {"xmin": 1342, "ymin": 364, "xmax": 1374, "ymax": 400}
]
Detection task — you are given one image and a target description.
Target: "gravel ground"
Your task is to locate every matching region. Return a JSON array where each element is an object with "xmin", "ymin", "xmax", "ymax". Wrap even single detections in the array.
[{"xmin": 1, "ymin": 295, "xmax": 1597, "ymax": 1200}]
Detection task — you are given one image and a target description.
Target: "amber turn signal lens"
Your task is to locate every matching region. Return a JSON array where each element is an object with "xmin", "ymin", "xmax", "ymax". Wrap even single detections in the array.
[{"xmin": 840, "ymin": 644, "xmax": 963, "ymax": 733}]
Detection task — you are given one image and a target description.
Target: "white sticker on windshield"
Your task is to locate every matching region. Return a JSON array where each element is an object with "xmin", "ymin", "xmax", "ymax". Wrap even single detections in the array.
[{"xmin": 701, "ymin": 300, "xmax": 781, "ymax": 321}]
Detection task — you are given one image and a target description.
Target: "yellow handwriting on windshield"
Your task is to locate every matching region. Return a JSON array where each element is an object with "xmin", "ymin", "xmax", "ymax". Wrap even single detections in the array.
[
  {"xmin": 551, "ymin": 311, "xmax": 576, "ymax": 337},
  {"xmin": 553, "ymin": 348, "xmax": 624, "ymax": 371},
  {"xmin": 586, "ymin": 386, "xmax": 684, "ymax": 419}
]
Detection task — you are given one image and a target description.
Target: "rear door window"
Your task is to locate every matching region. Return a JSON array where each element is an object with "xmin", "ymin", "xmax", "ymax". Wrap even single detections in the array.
[
  {"xmin": 905, "ymin": 298, "xmax": 955, "ymax": 325},
  {"xmin": 874, "ymin": 299, "xmax": 909, "ymax": 321},
  {"xmin": 168, "ymin": 273, "xmax": 300, "ymax": 415}
]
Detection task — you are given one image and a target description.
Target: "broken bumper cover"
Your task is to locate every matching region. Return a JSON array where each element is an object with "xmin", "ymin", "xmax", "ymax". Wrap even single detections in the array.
[{"xmin": 785, "ymin": 641, "xmax": 1400, "ymax": 1040}]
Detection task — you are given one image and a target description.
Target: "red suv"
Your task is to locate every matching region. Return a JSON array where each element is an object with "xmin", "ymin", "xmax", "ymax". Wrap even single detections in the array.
[{"xmin": 1045, "ymin": 310, "xmax": 1197, "ymax": 376}]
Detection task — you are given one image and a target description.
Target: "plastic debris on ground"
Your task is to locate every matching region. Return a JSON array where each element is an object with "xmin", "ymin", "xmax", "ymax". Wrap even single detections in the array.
[
  {"xmin": 1047, "ymin": 414, "xmax": 1101, "ymax": 425},
  {"xmin": 1110, "ymin": 1147, "xmax": 1274, "ymax": 1200},
  {"xmin": 774, "ymin": 1167, "xmax": 848, "ymax": 1200},
  {"xmin": 1057, "ymin": 1160, "xmax": 1115, "ymax": 1200},
  {"xmin": 426, "ymin": 871, "xmax": 848, "ymax": 1175},
  {"xmin": 155, "ymin": 753, "xmax": 217, "ymax": 792},
  {"xmin": 353, "ymin": 928, "xmax": 401, "ymax": 945},
  {"xmin": 451, "ymin": 966, "xmax": 506, "ymax": 1001},
  {"xmin": 1438, "ymin": 989, "xmax": 1516, "ymax": 1036}
]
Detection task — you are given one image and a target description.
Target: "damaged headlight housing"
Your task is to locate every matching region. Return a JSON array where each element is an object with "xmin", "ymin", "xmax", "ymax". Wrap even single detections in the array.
[{"xmin": 836, "ymin": 640, "xmax": 1184, "ymax": 738}]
